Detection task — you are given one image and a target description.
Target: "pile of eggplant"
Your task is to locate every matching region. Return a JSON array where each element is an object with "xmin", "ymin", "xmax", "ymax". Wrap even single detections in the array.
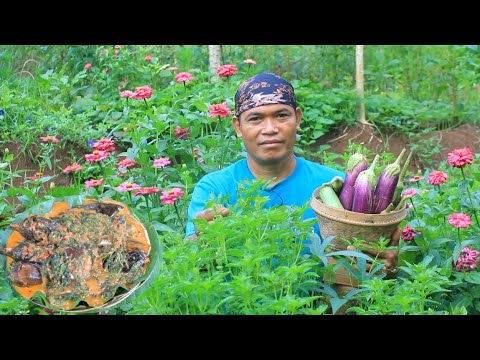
[{"xmin": 318, "ymin": 148, "xmax": 412, "ymax": 214}]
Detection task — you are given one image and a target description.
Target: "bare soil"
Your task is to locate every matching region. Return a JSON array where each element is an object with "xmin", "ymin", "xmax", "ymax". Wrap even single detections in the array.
[
  {"xmin": 2, "ymin": 123, "xmax": 479, "ymax": 190},
  {"xmin": 315, "ymin": 123, "xmax": 480, "ymax": 173}
]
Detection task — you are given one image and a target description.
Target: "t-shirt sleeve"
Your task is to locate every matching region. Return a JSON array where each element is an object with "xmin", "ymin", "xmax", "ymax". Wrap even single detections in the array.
[{"xmin": 185, "ymin": 175, "xmax": 220, "ymax": 238}]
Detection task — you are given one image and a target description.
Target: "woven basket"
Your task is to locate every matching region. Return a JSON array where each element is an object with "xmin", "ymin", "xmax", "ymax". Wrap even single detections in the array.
[{"xmin": 311, "ymin": 186, "xmax": 407, "ymax": 251}]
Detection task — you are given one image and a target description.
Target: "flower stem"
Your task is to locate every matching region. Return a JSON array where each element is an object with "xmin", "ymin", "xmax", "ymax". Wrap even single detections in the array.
[
  {"xmin": 174, "ymin": 202, "xmax": 185, "ymax": 231},
  {"xmin": 460, "ymin": 167, "xmax": 479, "ymax": 227}
]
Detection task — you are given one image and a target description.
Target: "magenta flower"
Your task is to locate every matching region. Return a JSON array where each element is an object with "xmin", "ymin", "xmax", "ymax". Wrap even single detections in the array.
[
  {"xmin": 153, "ymin": 157, "xmax": 172, "ymax": 168},
  {"xmin": 93, "ymin": 138, "xmax": 115, "ymax": 152},
  {"xmin": 208, "ymin": 103, "xmax": 231, "ymax": 118},
  {"xmin": 63, "ymin": 162, "xmax": 83, "ymax": 174},
  {"xmin": 26, "ymin": 172, "xmax": 44, "ymax": 181},
  {"xmin": 133, "ymin": 86, "xmax": 153, "ymax": 100},
  {"xmin": 175, "ymin": 72, "xmax": 193, "ymax": 83},
  {"xmin": 455, "ymin": 247, "xmax": 480, "ymax": 271},
  {"xmin": 134, "ymin": 186, "xmax": 160, "ymax": 196},
  {"xmin": 85, "ymin": 150, "xmax": 110, "ymax": 163},
  {"xmin": 86, "ymin": 178, "xmax": 104, "ymax": 190},
  {"xmin": 40, "ymin": 136, "xmax": 60, "ymax": 143},
  {"xmin": 117, "ymin": 158, "xmax": 137, "ymax": 169},
  {"xmin": 160, "ymin": 187, "xmax": 185, "ymax": 205},
  {"xmin": 117, "ymin": 182, "xmax": 142, "ymax": 192},
  {"xmin": 145, "ymin": 55, "xmax": 152, "ymax": 61},
  {"xmin": 402, "ymin": 188, "xmax": 418, "ymax": 198},
  {"xmin": 428, "ymin": 170, "xmax": 448, "ymax": 186},
  {"xmin": 401, "ymin": 225, "xmax": 418, "ymax": 242},
  {"xmin": 447, "ymin": 147, "xmax": 474, "ymax": 168},
  {"xmin": 120, "ymin": 90, "xmax": 136, "ymax": 98},
  {"xmin": 217, "ymin": 64, "xmax": 237, "ymax": 77},
  {"xmin": 409, "ymin": 175, "xmax": 425, "ymax": 183},
  {"xmin": 448, "ymin": 213, "xmax": 472, "ymax": 228},
  {"xmin": 84, "ymin": 63, "xmax": 92, "ymax": 70}
]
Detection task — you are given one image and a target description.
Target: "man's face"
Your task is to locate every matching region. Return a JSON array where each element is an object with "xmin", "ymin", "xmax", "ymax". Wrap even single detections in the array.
[{"xmin": 232, "ymin": 104, "xmax": 302, "ymax": 166}]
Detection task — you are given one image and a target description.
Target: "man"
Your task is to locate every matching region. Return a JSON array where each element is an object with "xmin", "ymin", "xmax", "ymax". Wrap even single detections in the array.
[{"xmin": 185, "ymin": 72, "xmax": 399, "ymax": 276}]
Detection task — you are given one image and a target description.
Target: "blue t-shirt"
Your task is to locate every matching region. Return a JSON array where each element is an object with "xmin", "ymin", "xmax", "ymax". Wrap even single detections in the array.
[{"xmin": 185, "ymin": 156, "xmax": 345, "ymax": 237}]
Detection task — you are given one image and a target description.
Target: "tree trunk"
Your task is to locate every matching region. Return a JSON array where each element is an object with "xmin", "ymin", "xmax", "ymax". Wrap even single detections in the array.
[
  {"xmin": 356, "ymin": 45, "xmax": 370, "ymax": 125},
  {"xmin": 208, "ymin": 45, "xmax": 221, "ymax": 83}
]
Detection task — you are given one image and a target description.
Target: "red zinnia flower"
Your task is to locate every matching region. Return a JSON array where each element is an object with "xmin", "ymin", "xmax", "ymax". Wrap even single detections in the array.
[
  {"xmin": 117, "ymin": 158, "xmax": 137, "ymax": 169},
  {"xmin": 93, "ymin": 138, "xmax": 115, "ymax": 152},
  {"xmin": 40, "ymin": 136, "xmax": 60, "ymax": 143},
  {"xmin": 120, "ymin": 90, "xmax": 136, "ymax": 98},
  {"xmin": 428, "ymin": 170, "xmax": 448, "ymax": 186},
  {"xmin": 134, "ymin": 186, "xmax": 160, "ymax": 196},
  {"xmin": 173, "ymin": 125, "xmax": 190, "ymax": 139},
  {"xmin": 448, "ymin": 213, "xmax": 472, "ymax": 228},
  {"xmin": 455, "ymin": 247, "xmax": 480, "ymax": 271},
  {"xmin": 63, "ymin": 162, "xmax": 83, "ymax": 174},
  {"xmin": 117, "ymin": 182, "xmax": 142, "ymax": 192},
  {"xmin": 145, "ymin": 55, "xmax": 152, "ymax": 61},
  {"xmin": 217, "ymin": 64, "xmax": 237, "ymax": 77},
  {"xmin": 84, "ymin": 63, "xmax": 92, "ymax": 70},
  {"xmin": 401, "ymin": 225, "xmax": 417, "ymax": 242},
  {"xmin": 175, "ymin": 72, "xmax": 193, "ymax": 83},
  {"xmin": 86, "ymin": 178, "xmax": 104, "ymax": 190},
  {"xmin": 447, "ymin": 147, "xmax": 474, "ymax": 168},
  {"xmin": 208, "ymin": 103, "xmax": 231, "ymax": 118},
  {"xmin": 160, "ymin": 187, "xmax": 185, "ymax": 205},
  {"xmin": 133, "ymin": 86, "xmax": 153, "ymax": 100}
]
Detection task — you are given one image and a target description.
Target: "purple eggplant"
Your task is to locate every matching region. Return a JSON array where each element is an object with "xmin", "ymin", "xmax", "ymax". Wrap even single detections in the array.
[
  {"xmin": 372, "ymin": 148, "xmax": 406, "ymax": 214},
  {"xmin": 351, "ymin": 155, "xmax": 379, "ymax": 214},
  {"xmin": 392, "ymin": 151, "xmax": 412, "ymax": 207},
  {"xmin": 339, "ymin": 152, "xmax": 368, "ymax": 210}
]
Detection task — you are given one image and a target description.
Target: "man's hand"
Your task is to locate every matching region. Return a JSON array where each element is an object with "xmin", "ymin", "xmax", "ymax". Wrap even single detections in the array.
[
  {"xmin": 346, "ymin": 227, "xmax": 401, "ymax": 279},
  {"xmin": 186, "ymin": 205, "xmax": 230, "ymax": 241}
]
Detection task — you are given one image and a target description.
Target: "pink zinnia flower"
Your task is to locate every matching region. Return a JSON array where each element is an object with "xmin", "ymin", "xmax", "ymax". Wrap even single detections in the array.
[
  {"xmin": 401, "ymin": 225, "xmax": 417, "ymax": 242},
  {"xmin": 428, "ymin": 170, "xmax": 448, "ymax": 186},
  {"xmin": 448, "ymin": 213, "xmax": 472, "ymax": 228},
  {"xmin": 40, "ymin": 136, "xmax": 60, "ymax": 143},
  {"xmin": 447, "ymin": 147, "xmax": 474, "ymax": 168},
  {"xmin": 86, "ymin": 178, "xmax": 104, "ymax": 190},
  {"xmin": 84, "ymin": 63, "xmax": 92, "ymax": 70},
  {"xmin": 409, "ymin": 175, "xmax": 425, "ymax": 183},
  {"xmin": 85, "ymin": 150, "xmax": 110, "ymax": 163},
  {"xmin": 145, "ymin": 55, "xmax": 152, "ymax": 61},
  {"xmin": 134, "ymin": 186, "xmax": 160, "ymax": 196},
  {"xmin": 117, "ymin": 182, "xmax": 142, "ymax": 192},
  {"xmin": 243, "ymin": 59, "xmax": 256, "ymax": 65},
  {"xmin": 117, "ymin": 158, "xmax": 137, "ymax": 169},
  {"xmin": 217, "ymin": 64, "xmax": 237, "ymax": 77},
  {"xmin": 26, "ymin": 172, "xmax": 43, "ymax": 180},
  {"xmin": 153, "ymin": 157, "xmax": 171, "ymax": 168},
  {"xmin": 120, "ymin": 90, "xmax": 136, "ymax": 98},
  {"xmin": 114, "ymin": 45, "xmax": 122, "ymax": 49},
  {"xmin": 160, "ymin": 187, "xmax": 185, "ymax": 205},
  {"xmin": 133, "ymin": 86, "xmax": 153, "ymax": 100},
  {"xmin": 208, "ymin": 103, "xmax": 231, "ymax": 118},
  {"xmin": 63, "ymin": 162, "xmax": 83, "ymax": 174},
  {"xmin": 173, "ymin": 125, "xmax": 190, "ymax": 139},
  {"xmin": 175, "ymin": 72, "xmax": 193, "ymax": 83},
  {"xmin": 402, "ymin": 188, "xmax": 418, "ymax": 198},
  {"xmin": 455, "ymin": 247, "xmax": 480, "ymax": 271},
  {"xmin": 93, "ymin": 138, "xmax": 115, "ymax": 152}
]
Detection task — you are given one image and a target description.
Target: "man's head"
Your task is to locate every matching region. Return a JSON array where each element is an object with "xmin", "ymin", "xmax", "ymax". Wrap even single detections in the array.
[{"xmin": 233, "ymin": 72, "xmax": 302, "ymax": 166}]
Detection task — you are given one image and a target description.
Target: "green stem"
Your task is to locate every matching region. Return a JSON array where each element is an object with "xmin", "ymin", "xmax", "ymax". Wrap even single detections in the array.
[
  {"xmin": 174, "ymin": 202, "xmax": 185, "ymax": 231},
  {"xmin": 460, "ymin": 167, "xmax": 479, "ymax": 228},
  {"xmin": 457, "ymin": 228, "xmax": 461, "ymax": 246}
]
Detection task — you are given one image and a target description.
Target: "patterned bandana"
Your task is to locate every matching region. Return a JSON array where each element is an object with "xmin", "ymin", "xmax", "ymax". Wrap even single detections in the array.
[{"xmin": 234, "ymin": 72, "xmax": 297, "ymax": 117}]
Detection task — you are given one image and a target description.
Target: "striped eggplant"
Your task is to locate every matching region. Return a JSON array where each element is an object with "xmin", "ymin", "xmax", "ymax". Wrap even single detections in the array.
[
  {"xmin": 339, "ymin": 151, "xmax": 368, "ymax": 211},
  {"xmin": 372, "ymin": 148, "xmax": 406, "ymax": 214},
  {"xmin": 351, "ymin": 155, "xmax": 379, "ymax": 214}
]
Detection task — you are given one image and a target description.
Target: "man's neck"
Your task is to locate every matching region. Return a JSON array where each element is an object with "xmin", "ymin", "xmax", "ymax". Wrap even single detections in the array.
[{"xmin": 247, "ymin": 155, "xmax": 297, "ymax": 187}]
